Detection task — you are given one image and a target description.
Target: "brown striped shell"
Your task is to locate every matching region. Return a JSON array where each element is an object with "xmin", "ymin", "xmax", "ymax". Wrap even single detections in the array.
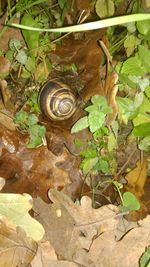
[{"xmin": 39, "ymin": 80, "xmax": 77, "ymax": 120}]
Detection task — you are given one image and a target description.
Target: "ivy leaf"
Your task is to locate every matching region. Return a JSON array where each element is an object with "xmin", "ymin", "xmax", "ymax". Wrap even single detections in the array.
[
  {"xmin": 122, "ymin": 192, "xmax": 140, "ymax": 212},
  {"xmin": 88, "ymin": 111, "xmax": 105, "ymax": 133},
  {"xmin": 71, "ymin": 116, "xmax": 89, "ymax": 133},
  {"xmin": 95, "ymin": 0, "xmax": 114, "ymax": 18}
]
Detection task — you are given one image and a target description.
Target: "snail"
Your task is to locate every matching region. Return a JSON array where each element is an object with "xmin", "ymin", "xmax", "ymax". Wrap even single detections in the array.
[{"xmin": 39, "ymin": 79, "xmax": 77, "ymax": 121}]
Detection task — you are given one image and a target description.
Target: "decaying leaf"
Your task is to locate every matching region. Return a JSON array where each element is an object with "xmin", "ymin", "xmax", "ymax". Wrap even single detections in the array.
[
  {"xmin": 0, "ymin": 193, "xmax": 45, "ymax": 241},
  {"xmin": 33, "ymin": 189, "xmax": 119, "ymax": 261},
  {"xmin": 0, "ymin": 216, "xmax": 37, "ymax": 267}
]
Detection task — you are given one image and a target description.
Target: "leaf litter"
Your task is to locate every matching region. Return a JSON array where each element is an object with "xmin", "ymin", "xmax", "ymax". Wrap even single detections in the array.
[{"xmin": 0, "ymin": 0, "xmax": 150, "ymax": 266}]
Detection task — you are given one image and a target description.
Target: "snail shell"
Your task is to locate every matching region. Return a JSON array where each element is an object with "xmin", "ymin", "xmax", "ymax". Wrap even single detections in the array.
[{"xmin": 39, "ymin": 80, "xmax": 77, "ymax": 121}]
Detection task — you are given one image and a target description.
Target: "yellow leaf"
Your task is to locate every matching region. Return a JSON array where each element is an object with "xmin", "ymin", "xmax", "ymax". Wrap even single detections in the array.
[{"xmin": 125, "ymin": 158, "xmax": 147, "ymax": 197}]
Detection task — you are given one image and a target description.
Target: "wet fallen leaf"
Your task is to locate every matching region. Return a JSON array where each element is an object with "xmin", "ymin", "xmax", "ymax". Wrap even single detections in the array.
[
  {"xmin": 0, "ymin": 216, "xmax": 37, "ymax": 267},
  {"xmin": 0, "ymin": 193, "xmax": 45, "ymax": 241},
  {"xmin": 33, "ymin": 189, "xmax": 119, "ymax": 261},
  {"xmin": 0, "ymin": 123, "xmax": 80, "ymax": 202}
]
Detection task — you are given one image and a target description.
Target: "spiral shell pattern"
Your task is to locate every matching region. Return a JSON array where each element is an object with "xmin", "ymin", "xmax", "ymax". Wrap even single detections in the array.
[{"xmin": 39, "ymin": 80, "xmax": 77, "ymax": 120}]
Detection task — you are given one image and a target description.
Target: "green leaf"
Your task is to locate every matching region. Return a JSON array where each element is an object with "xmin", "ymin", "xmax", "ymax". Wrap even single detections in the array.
[
  {"xmin": 95, "ymin": 0, "xmax": 115, "ymax": 18},
  {"xmin": 15, "ymin": 49, "xmax": 27, "ymax": 65},
  {"xmin": 91, "ymin": 95, "xmax": 107, "ymax": 106},
  {"xmin": 9, "ymin": 38, "xmax": 21, "ymax": 51},
  {"xmin": 21, "ymin": 14, "xmax": 40, "ymax": 58},
  {"xmin": 145, "ymin": 86, "xmax": 150, "ymax": 98},
  {"xmin": 136, "ymin": 20, "xmax": 150, "ymax": 35},
  {"xmin": 138, "ymin": 45, "xmax": 150, "ymax": 69},
  {"xmin": 27, "ymin": 114, "xmax": 38, "ymax": 126},
  {"xmin": 133, "ymin": 122, "xmax": 150, "ymax": 137},
  {"xmin": 117, "ymin": 96, "xmax": 138, "ymax": 123},
  {"xmin": 0, "ymin": 193, "xmax": 44, "ymax": 241},
  {"xmin": 140, "ymin": 246, "xmax": 150, "ymax": 267},
  {"xmin": 121, "ymin": 56, "xmax": 146, "ymax": 76},
  {"xmin": 122, "ymin": 192, "xmax": 140, "ymax": 211},
  {"xmin": 119, "ymin": 73, "xmax": 137, "ymax": 89},
  {"xmin": 93, "ymin": 158, "xmax": 109, "ymax": 173},
  {"xmin": 124, "ymin": 35, "xmax": 140, "ymax": 56},
  {"xmin": 58, "ymin": 0, "xmax": 67, "ymax": 9},
  {"xmin": 93, "ymin": 126, "xmax": 109, "ymax": 140},
  {"xmin": 80, "ymin": 147, "xmax": 97, "ymax": 158},
  {"xmin": 71, "ymin": 116, "xmax": 89, "ymax": 133},
  {"xmin": 139, "ymin": 136, "xmax": 150, "ymax": 152},
  {"xmin": 85, "ymin": 105, "xmax": 98, "ymax": 113},
  {"xmin": 25, "ymin": 56, "xmax": 36, "ymax": 73},
  {"xmin": 27, "ymin": 91, "xmax": 40, "ymax": 112},
  {"xmin": 88, "ymin": 111, "xmax": 105, "ymax": 133},
  {"xmin": 133, "ymin": 96, "xmax": 150, "ymax": 126},
  {"xmin": 14, "ymin": 110, "xmax": 28, "ymax": 126},
  {"xmin": 27, "ymin": 124, "xmax": 46, "ymax": 148},
  {"xmin": 107, "ymin": 132, "xmax": 117, "ymax": 152},
  {"xmin": 80, "ymin": 157, "xmax": 98, "ymax": 174}
]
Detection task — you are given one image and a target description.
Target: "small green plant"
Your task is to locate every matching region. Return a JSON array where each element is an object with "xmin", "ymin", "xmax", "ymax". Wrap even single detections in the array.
[
  {"xmin": 71, "ymin": 95, "xmax": 116, "ymax": 174},
  {"xmin": 14, "ymin": 110, "xmax": 46, "ymax": 148},
  {"xmin": 94, "ymin": 179, "xmax": 140, "ymax": 212}
]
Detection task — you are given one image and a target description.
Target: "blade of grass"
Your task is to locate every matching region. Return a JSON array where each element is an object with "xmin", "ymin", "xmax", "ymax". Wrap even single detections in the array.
[{"xmin": 10, "ymin": 13, "xmax": 150, "ymax": 33}]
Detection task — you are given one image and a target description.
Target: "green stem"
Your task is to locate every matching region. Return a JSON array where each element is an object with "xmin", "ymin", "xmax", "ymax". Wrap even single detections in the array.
[{"xmin": 10, "ymin": 13, "xmax": 150, "ymax": 33}]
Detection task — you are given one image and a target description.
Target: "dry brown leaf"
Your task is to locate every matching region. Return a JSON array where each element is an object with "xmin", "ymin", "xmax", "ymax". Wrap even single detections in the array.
[
  {"xmin": 0, "ymin": 112, "xmax": 16, "ymax": 131},
  {"xmin": 31, "ymin": 241, "xmax": 78, "ymax": 267},
  {"xmin": 0, "ymin": 177, "xmax": 5, "ymax": 191},
  {"xmin": 0, "ymin": 79, "xmax": 15, "ymax": 112},
  {"xmin": 0, "ymin": 217, "xmax": 37, "ymax": 267},
  {"xmin": 125, "ymin": 158, "xmax": 148, "ymax": 197},
  {"xmin": 88, "ymin": 215, "xmax": 150, "ymax": 267},
  {"xmin": 33, "ymin": 189, "xmax": 119, "ymax": 261},
  {"xmin": 0, "ymin": 57, "xmax": 11, "ymax": 76}
]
